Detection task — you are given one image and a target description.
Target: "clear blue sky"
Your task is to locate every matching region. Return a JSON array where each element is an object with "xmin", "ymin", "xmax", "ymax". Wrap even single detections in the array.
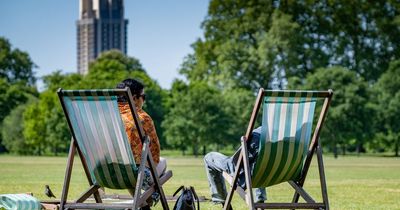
[{"xmin": 0, "ymin": 0, "xmax": 209, "ymax": 89}]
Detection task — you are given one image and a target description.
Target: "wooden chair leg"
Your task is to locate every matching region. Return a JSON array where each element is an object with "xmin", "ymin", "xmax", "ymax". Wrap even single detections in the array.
[
  {"xmin": 133, "ymin": 144, "xmax": 149, "ymax": 209},
  {"xmin": 316, "ymin": 143, "xmax": 329, "ymax": 210},
  {"xmin": 241, "ymin": 138, "xmax": 255, "ymax": 210},
  {"xmin": 224, "ymin": 153, "xmax": 243, "ymax": 210},
  {"xmin": 60, "ymin": 139, "xmax": 76, "ymax": 210},
  {"xmin": 146, "ymin": 148, "xmax": 169, "ymax": 210}
]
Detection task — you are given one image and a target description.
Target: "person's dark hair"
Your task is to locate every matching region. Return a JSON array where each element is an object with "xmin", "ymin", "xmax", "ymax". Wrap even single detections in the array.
[{"xmin": 116, "ymin": 78, "xmax": 144, "ymax": 102}]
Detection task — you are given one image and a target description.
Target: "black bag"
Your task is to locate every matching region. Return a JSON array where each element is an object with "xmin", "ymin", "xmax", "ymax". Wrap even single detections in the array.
[{"xmin": 172, "ymin": 186, "xmax": 200, "ymax": 210}]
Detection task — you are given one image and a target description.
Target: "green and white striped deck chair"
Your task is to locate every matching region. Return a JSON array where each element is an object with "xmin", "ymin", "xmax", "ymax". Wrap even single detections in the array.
[
  {"xmin": 223, "ymin": 89, "xmax": 333, "ymax": 210},
  {"xmin": 57, "ymin": 88, "xmax": 172, "ymax": 210},
  {"xmin": 0, "ymin": 194, "xmax": 41, "ymax": 210}
]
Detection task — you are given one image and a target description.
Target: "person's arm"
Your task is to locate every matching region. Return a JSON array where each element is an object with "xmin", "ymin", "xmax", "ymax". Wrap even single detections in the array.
[{"xmin": 141, "ymin": 113, "xmax": 160, "ymax": 164}]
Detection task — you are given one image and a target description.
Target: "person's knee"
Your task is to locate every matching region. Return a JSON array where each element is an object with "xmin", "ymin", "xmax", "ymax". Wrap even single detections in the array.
[
  {"xmin": 204, "ymin": 152, "xmax": 218, "ymax": 164},
  {"xmin": 157, "ymin": 157, "xmax": 167, "ymax": 175}
]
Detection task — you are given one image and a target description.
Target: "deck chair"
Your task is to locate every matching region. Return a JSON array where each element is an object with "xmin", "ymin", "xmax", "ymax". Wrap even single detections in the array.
[
  {"xmin": 57, "ymin": 88, "xmax": 172, "ymax": 210},
  {"xmin": 223, "ymin": 89, "xmax": 333, "ymax": 210}
]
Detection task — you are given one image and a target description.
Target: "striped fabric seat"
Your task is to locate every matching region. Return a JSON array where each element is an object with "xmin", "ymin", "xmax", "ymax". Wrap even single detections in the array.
[
  {"xmin": 252, "ymin": 91, "xmax": 321, "ymax": 188},
  {"xmin": 0, "ymin": 194, "xmax": 41, "ymax": 210},
  {"xmin": 62, "ymin": 90, "xmax": 138, "ymax": 189},
  {"xmin": 223, "ymin": 89, "xmax": 332, "ymax": 210}
]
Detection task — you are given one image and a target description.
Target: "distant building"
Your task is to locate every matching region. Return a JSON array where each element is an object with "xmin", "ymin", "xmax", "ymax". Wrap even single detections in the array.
[{"xmin": 77, "ymin": 0, "xmax": 128, "ymax": 75}]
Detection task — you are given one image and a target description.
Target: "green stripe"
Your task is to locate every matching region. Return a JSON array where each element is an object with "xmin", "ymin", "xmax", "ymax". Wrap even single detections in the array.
[
  {"xmin": 281, "ymin": 96, "xmax": 305, "ymax": 182},
  {"xmin": 259, "ymin": 95, "xmax": 282, "ymax": 187},
  {"xmin": 282, "ymin": 96, "xmax": 310, "ymax": 182},
  {"xmin": 64, "ymin": 96, "xmax": 99, "ymax": 184},
  {"xmin": 261, "ymin": 92, "xmax": 291, "ymax": 186},
  {"xmin": 99, "ymin": 97, "xmax": 128, "ymax": 188},
  {"xmin": 252, "ymin": 99, "xmax": 269, "ymax": 186},
  {"xmin": 84, "ymin": 95, "xmax": 109, "ymax": 187},
  {"xmin": 272, "ymin": 92, "xmax": 301, "ymax": 184},
  {"xmin": 252, "ymin": 94, "xmax": 276, "ymax": 187},
  {"xmin": 94, "ymin": 95, "xmax": 121, "ymax": 188},
  {"xmin": 78, "ymin": 95, "xmax": 112, "ymax": 187},
  {"xmin": 59, "ymin": 89, "xmax": 143, "ymax": 189},
  {"xmin": 104, "ymin": 97, "xmax": 133, "ymax": 188},
  {"xmin": 251, "ymin": 91, "xmax": 320, "ymax": 187},
  {"xmin": 108, "ymin": 98, "xmax": 138, "ymax": 185},
  {"xmin": 269, "ymin": 94, "xmax": 294, "ymax": 185}
]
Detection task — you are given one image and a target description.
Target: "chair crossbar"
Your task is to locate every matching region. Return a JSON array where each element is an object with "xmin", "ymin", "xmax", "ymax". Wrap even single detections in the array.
[
  {"xmin": 254, "ymin": 202, "xmax": 325, "ymax": 209},
  {"xmin": 264, "ymin": 90, "xmax": 332, "ymax": 98}
]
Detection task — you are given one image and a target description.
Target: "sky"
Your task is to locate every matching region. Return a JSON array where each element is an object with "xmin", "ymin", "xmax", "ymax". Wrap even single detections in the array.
[{"xmin": 0, "ymin": 0, "xmax": 209, "ymax": 89}]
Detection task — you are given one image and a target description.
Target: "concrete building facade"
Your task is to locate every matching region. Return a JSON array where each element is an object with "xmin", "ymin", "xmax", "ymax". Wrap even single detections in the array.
[{"xmin": 77, "ymin": 0, "xmax": 128, "ymax": 74}]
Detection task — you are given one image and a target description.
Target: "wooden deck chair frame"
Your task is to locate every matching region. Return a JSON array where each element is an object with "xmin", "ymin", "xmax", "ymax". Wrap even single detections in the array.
[
  {"xmin": 57, "ymin": 88, "xmax": 171, "ymax": 210},
  {"xmin": 223, "ymin": 88, "xmax": 333, "ymax": 210}
]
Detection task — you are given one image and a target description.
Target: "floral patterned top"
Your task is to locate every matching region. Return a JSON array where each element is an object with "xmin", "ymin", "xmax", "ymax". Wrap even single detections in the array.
[{"xmin": 118, "ymin": 102, "xmax": 160, "ymax": 164}]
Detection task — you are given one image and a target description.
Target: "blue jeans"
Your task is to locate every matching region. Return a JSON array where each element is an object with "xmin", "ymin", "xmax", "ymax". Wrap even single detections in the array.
[{"xmin": 204, "ymin": 152, "xmax": 266, "ymax": 203}]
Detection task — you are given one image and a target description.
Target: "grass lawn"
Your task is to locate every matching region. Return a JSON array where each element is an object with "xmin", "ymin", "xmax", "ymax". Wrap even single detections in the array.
[{"xmin": 0, "ymin": 155, "xmax": 399, "ymax": 209}]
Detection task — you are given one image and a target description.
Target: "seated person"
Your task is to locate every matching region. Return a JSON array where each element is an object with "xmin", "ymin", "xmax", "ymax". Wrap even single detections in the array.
[
  {"xmin": 204, "ymin": 126, "xmax": 266, "ymax": 206},
  {"xmin": 116, "ymin": 78, "xmax": 166, "ymax": 209},
  {"xmin": 117, "ymin": 78, "xmax": 166, "ymax": 175}
]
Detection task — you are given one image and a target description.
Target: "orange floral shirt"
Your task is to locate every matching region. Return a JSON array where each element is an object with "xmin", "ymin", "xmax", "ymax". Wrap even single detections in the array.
[{"xmin": 118, "ymin": 102, "xmax": 160, "ymax": 164}]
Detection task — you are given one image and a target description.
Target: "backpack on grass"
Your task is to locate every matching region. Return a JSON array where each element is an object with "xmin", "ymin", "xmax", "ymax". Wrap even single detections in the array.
[{"xmin": 172, "ymin": 186, "xmax": 200, "ymax": 210}]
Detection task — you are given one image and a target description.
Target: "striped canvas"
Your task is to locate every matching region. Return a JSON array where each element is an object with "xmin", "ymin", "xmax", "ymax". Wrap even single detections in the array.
[
  {"xmin": 0, "ymin": 194, "xmax": 41, "ymax": 210},
  {"xmin": 62, "ymin": 90, "xmax": 138, "ymax": 189},
  {"xmin": 251, "ymin": 91, "xmax": 320, "ymax": 188}
]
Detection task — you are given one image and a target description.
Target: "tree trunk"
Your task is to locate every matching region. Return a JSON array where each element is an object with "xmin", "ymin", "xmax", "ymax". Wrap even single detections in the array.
[
  {"xmin": 332, "ymin": 136, "xmax": 338, "ymax": 159},
  {"xmin": 37, "ymin": 144, "xmax": 42, "ymax": 156},
  {"xmin": 193, "ymin": 145, "xmax": 198, "ymax": 157},
  {"xmin": 342, "ymin": 144, "xmax": 346, "ymax": 156},
  {"xmin": 395, "ymin": 137, "xmax": 399, "ymax": 157},
  {"xmin": 333, "ymin": 145, "xmax": 338, "ymax": 159},
  {"xmin": 202, "ymin": 145, "xmax": 206, "ymax": 156}
]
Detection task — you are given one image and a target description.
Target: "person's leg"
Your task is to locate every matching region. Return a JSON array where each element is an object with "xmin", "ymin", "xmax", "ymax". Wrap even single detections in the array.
[
  {"xmin": 254, "ymin": 188, "xmax": 267, "ymax": 203},
  {"xmin": 204, "ymin": 152, "xmax": 232, "ymax": 204},
  {"xmin": 156, "ymin": 157, "xmax": 167, "ymax": 176}
]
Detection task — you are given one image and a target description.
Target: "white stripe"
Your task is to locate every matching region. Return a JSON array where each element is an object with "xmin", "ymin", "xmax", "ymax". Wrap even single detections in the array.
[
  {"xmin": 262, "ymin": 93, "xmax": 289, "ymax": 186},
  {"xmin": 284, "ymin": 93, "xmax": 313, "ymax": 180},
  {"xmin": 76, "ymin": 96, "xmax": 110, "ymax": 186},
  {"xmin": 70, "ymin": 100, "xmax": 97, "ymax": 176},
  {"xmin": 252, "ymin": 93, "xmax": 276, "ymax": 185},
  {"xmin": 274, "ymin": 92, "xmax": 301, "ymax": 183},
  {"xmin": 300, "ymin": 94, "xmax": 312, "ymax": 151},
  {"xmin": 7, "ymin": 194, "xmax": 20, "ymax": 209},
  {"xmin": 94, "ymin": 97, "xmax": 122, "ymax": 188},
  {"xmin": 105, "ymin": 99, "xmax": 137, "ymax": 186},
  {"xmin": 106, "ymin": 100, "xmax": 131, "ymax": 165}
]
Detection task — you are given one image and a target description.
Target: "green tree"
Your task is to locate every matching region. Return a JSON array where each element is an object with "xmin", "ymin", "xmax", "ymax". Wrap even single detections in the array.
[
  {"xmin": 181, "ymin": 1, "xmax": 400, "ymax": 90},
  {"xmin": 84, "ymin": 51, "xmax": 167, "ymax": 146},
  {"xmin": 281, "ymin": 0, "xmax": 400, "ymax": 82},
  {"xmin": 0, "ymin": 37, "xmax": 37, "ymax": 152},
  {"xmin": 162, "ymin": 81, "xmax": 230, "ymax": 156},
  {"xmin": 1, "ymin": 101, "xmax": 35, "ymax": 154},
  {"xmin": 0, "ymin": 37, "xmax": 36, "ymax": 85},
  {"xmin": 289, "ymin": 67, "xmax": 371, "ymax": 155},
  {"xmin": 23, "ymin": 72, "xmax": 82, "ymax": 155},
  {"xmin": 23, "ymin": 100, "xmax": 46, "ymax": 155},
  {"xmin": 374, "ymin": 60, "xmax": 400, "ymax": 156},
  {"xmin": 181, "ymin": 2, "xmax": 301, "ymax": 90},
  {"xmin": 220, "ymin": 88, "xmax": 255, "ymax": 147}
]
